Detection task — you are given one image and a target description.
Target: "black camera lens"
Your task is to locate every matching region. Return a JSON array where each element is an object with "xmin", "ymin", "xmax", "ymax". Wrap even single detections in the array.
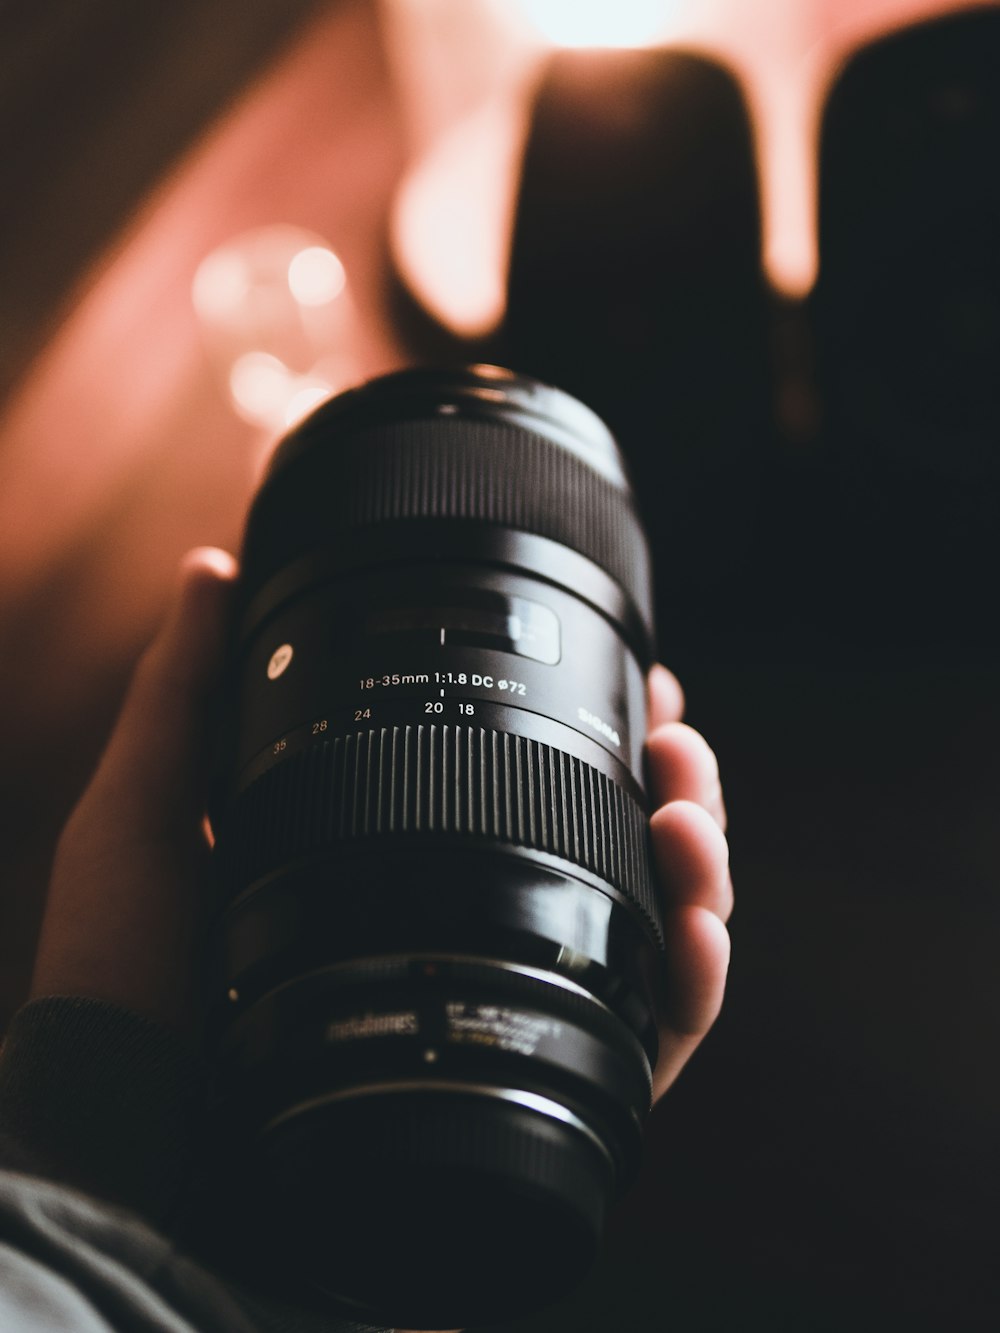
[{"xmin": 209, "ymin": 366, "xmax": 665, "ymax": 1329}]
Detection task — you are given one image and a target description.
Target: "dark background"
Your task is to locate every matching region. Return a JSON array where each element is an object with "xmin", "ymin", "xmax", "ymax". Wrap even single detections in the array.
[{"xmin": 1, "ymin": 3, "xmax": 997, "ymax": 1329}]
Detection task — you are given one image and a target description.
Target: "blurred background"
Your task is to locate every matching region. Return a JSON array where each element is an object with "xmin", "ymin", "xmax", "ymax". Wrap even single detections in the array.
[{"xmin": 1, "ymin": 0, "xmax": 998, "ymax": 1328}]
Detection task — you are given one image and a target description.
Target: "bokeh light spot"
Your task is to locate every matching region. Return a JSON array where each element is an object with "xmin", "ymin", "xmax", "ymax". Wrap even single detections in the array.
[
  {"xmin": 288, "ymin": 246, "xmax": 347, "ymax": 306},
  {"xmin": 191, "ymin": 250, "xmax": 250, "ymax": 319},
  {"xmin": 284, "ymin": 380, "xmax": 334, "ymax": 426},
  {"xmin": 229, "ymin": 351, "xmax": 293, "ymax": 426}
]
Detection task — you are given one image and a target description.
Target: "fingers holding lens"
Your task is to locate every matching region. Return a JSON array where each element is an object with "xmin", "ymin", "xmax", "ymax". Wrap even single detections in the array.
[
  {"xmin": 650, "ymin": 799, "xmax": 733, "ymax": 922},
  {"xmin": 651, "ymin": 905, "xmax": 731, "ymax": 1102},
  {"xmin": 646, "ymin": 721, "xmax": 727, "ymax": 830}
]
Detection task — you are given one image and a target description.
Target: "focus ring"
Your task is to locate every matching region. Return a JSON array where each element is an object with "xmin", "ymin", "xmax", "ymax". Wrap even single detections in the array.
[
  {"xmin": 245, "ymin": 417, "xmax": 652, "ymax": 633},
  {"xmin": 217, "ymin": 725, "xmax": 664, "ymax": 949}
]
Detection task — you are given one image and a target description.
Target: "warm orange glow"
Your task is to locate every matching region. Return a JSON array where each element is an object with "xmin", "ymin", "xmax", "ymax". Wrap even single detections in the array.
[
  {"xmin": 390, "ymin": 0, "xmax": 992, "ymax": 326},
  {"xmin": 193, "ymin": 226, "xmax": 357, "ymax": 433},
  {"xmin": 0, "ymin": 1, "xmax": 404, "ymax": 609},
  {"xmin": 391, "ymin": 89, "xmax": 536, "ymax": 338}
]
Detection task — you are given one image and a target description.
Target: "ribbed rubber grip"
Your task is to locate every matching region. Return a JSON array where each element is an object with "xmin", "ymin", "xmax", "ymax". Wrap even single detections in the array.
[
  {"xmin": 245, "ymin": 417, "xmax": 651, "ymax": 631},
  {"xmin": 261, "ymin": 1091, "xmax": 610, "ymax": 1322},
  {"xmin": 218, "ymin": 725, "xmax": 664, "ymax": 948},
  {"xmin": 272, "ymin": 1091, "xmax": 612, "ymax": 1208}
]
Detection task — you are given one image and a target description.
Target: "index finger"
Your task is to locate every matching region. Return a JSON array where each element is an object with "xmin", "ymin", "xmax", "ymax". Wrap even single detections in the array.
[{"xmin": 648, "ymin": 663, "xmax": 685, "ymax": 729}]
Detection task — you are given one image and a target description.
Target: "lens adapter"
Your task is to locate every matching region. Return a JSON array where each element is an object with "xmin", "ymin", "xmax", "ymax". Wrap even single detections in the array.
[{"xmin": 209, "ymin": 366, "xmax": 665, "ymax": 1328}]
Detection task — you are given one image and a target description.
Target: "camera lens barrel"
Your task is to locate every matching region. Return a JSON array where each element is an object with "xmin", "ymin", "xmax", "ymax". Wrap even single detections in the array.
[{"xmin": 209, "ymin": 367, "xmax": 665, "ymax": 1328}]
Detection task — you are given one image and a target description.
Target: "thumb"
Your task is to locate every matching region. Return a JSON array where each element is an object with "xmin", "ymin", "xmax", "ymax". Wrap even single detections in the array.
[
  {"xmin": 87, "ymin": 547, "xmax": 239, "ymax": 839},
  {"xmin": 31, "ymin": 549, "xmax": 238, "ymax": 1033}
]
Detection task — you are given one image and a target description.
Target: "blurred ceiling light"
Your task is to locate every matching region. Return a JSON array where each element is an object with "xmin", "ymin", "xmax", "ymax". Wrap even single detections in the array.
[
  {"xmin": 389, "ymin": 0, "xmax": 979, "ymax": 336},
  {"xmin": 388, "ymin": 0, "xmax": 689, "ymax": 339},
  {"xmin": 228, "ymin": 351, "xmax": 293, "ymax": 426},
  {"xmin": 284, "ymin": 377, "xmax": 339, "ymax": 427},
  {"xmin": 192, "ymin": 224, "xmax": 357, "ymax": 432},
  {"xmin": 514, "ymin": 0, "xmax": 675, "ymax": 48}
]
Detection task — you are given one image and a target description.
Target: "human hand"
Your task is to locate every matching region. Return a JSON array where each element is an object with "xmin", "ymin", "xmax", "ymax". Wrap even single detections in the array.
[
  {"xmin": 31, "ymin": 554, "xmax": 730, "ymax": 1081},
  {"xmin": 645, "ymin": 664, "xmax": 733, "ymax": 1104},
  {"xmin": 30, "ymin": 547, "xmax": 239, "ymax": 1038},
  {"xmin": 31, "ymin": 555, "xmax": 731, "ymax": 1084},
  {"xmin": 27, "ymin": 553, "xmax": 729, "ymax": 1333}
]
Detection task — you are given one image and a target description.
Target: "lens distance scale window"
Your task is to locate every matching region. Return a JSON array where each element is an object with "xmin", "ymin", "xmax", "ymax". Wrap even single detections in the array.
[{"xmin": 235, "ymin": 565, "xmax": 646, "ymax": 792}]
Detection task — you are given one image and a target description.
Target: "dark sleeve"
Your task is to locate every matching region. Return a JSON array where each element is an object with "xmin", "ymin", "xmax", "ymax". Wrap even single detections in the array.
[
  {"xmin": 0, "ymin": 996, "xmax": 206, "ymax": 1224},
  {"xmin": 0, "ymin": 997, "xmax": 256, "ymax": 1330},
  {"xmin": 0, "ymin": 999, "xmax": 392, "ymax": 1333}
]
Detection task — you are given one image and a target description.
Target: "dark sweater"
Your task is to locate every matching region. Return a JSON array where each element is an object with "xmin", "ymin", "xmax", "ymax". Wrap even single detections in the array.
[{"xmin": 0, "ymin": 998, "xmax": 391, "ymax": 1332}]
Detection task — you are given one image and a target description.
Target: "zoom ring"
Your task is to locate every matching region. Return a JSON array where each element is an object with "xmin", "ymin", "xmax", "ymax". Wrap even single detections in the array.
[
  {"xmin": 247, "ymin": 418, "xmax": 651, "ymax": 628},
  {"xmin": 218, "ymin": 725, "xmax": 664, "ymax": 949}
]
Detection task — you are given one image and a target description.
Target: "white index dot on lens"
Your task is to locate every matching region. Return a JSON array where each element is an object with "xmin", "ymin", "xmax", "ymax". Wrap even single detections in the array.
[
  {"xmin": 267, "ymin": 643, "xmax": 294, "ymax": 680},
  {"xmin": 423, "ymin": 1049, "xmax": 438, "ymax": 1063}
]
